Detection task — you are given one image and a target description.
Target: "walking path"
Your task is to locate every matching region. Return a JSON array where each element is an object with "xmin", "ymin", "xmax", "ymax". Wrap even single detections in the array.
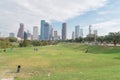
[
  {"xmin": 0, "ymin": 70, "xmax": 15, "ymax": 80},
  {"xmin": 1, "ymin": 78, "xmax": 14, "ymax": 80}
]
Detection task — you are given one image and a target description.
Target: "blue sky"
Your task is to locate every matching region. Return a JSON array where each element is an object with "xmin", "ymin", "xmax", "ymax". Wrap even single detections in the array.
[{"xmin": 0, "ymin": 0, "xmax": 120, "ymax": 39}]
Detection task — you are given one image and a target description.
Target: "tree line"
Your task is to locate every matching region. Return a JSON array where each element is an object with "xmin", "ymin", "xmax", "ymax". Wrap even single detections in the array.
[
  {"xmin": 0, "ymin": 37, "xmax": 58, "ymax": 49},
  {"xmin": 69, "ymin": 32, "xmax": 120, "ymax": 46}
]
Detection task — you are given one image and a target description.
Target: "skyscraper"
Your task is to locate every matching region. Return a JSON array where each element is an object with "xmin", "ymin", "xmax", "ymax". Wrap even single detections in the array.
[
  {"xmin": 0, "ymin": 32, "xmax": 2, "ymax": 37},
  {"xmin": 54, "ymin": 31, "xmax": 58, "ymax": 41},
  {"xmin": 40, "ymin": 20, "xmax": 51, "ymax": 41},
  {"xmin": 93, "ymin": 30, "xmax": 98, "ymax": 42},
  {"xmin": 17, "ymin": 23, "xmax": 24, "ymax": 39},
  {"xmin": 50, "ymin": 26, "xmax": 53, "ymax": 40},
  {"xmin": 24, "ymin": 31, "xmax": 27, "ymax": 40},
  {"xmin": 72, "ymin": 32, "xmax": 75, "ymax": 40},
  {"xmin": 89, "ymin": 25, "xmax": 92, "ymax": 35},
  {"xmin": 9, "ymin": 33, "xmax": 15, "ymax": 37},
  {"xmin": 27, "ymin": 30, "xmax": 32, "ymax": 40},
  {"xmin": 53, "ymin": 31, "xmax": 60, "ymax": 41},
  {"xmin": 33, "ymin": 26, "xmax": 39, "ymax": 40},
  {"xmin": 44, "ymin": 22, "xmax": 50, "ymax": 40},
  {"xmin": 75, "ymin": 25, "xmax": 80, "ymax": 39},
  {"xmin": 80, "ymin": 29, "xmax": 83, "ymax": 37},
  {"xmin": 93, "ymin": 30, "xmax": 98, "ymax": 36},
  {"xmin": 62, "ymin": 23, "xmax": 67, "ymax": 40},
  {"xmin": 40, "ymin": 20, "xmax": 45, "ymax": 40}
]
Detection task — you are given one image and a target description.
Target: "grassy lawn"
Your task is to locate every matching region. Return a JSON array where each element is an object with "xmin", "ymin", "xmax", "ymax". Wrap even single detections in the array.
[{"xmin": 0, "ymin": 43, "xmax": 120, "ymax": 80}]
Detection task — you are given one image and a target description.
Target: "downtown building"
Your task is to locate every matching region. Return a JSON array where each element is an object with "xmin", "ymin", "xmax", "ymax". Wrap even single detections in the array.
[
  {"xmin": 9, "ymin": 33, "xmax": 15, "ymax": 37},
  {"xmin": 62, "ymin": 23, "xmax": 67, "ymax": 40},
  {"xmin": 33, "ymin": 26, "xmax": 39, "ymax": 40},
  {"xmin": 44, "ymin": 22, "xmax": 51, "ymax": 40},
  {"xmin": 80, "ymin": 29, "xmax": 83, "ymax": 37},
  {"xmin": 24, "ymin": 31, "xmax": 27, "ymax": 40},
  {"xmin": 75, "ymin": 25, "xmax": 80, "ymax": 39},
  {"xmin": 0, "ymin": 32, "xmax": 2, "ymax": 37},
  {"xmin": 17, "ymin": 23, "xmax": 24, "ymax": 40},
  {"xmin": 40, "ymin": 20, "xmax": 51, "ymax": 41},
  {"xmin": 75, "ymin": 25, "xmax": 83, "ymax": 39},
  {"xmin": 89, "ymin": 25, "xmax": 92, "ymax": 35},
  {"xmin": 27, "ymin": 30, "xmax": 32, "ymax": 40},
  {"xmin": 93, "ymin": 30, "xmax": 98, "ymax": 42},
  {"xmin": 40, "ymin": 20, "xmax": 45, "ymax": 40},
  {"xmin": 54, "ymin": 31, "xmax": 60, "ymax": 41},
  {"xmin": 50, "ymin": 27, "xmax": 53, "ymax": 40},
  {"xmin": 93, "ymin": 30, "xmax": 98, "ymax": 36},
  {"xmin": 72, "ymin": 32, "xmax": 75, "ymax": 40}
]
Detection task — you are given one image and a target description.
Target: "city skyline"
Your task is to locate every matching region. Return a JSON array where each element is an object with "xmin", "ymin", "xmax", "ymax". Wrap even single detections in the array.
[{"xmin": 0, "ymin": 0, "xmax": 120, "ymax": 38}]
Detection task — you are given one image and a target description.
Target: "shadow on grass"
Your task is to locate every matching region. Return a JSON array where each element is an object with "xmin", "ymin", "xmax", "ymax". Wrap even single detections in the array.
[
  {"xmin": 87, "ymin": 45, "xmax": 120, "ymax": 54},
  {"xmin": 60, "ymin": 43, "xmax": 120, "ymax": 54},
  {"xmin": 113, "ymin": 57, "xmax": 120, "ymax": 60},
  {"xmin": 71, "ymin": 44, "xmax": 120, "ymax": 54}
]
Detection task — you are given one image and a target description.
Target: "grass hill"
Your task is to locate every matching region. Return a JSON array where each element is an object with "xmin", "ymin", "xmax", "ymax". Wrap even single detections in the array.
[{"xmin": 0, "ymin": 43, "xmax": 120, "ymax": 80}]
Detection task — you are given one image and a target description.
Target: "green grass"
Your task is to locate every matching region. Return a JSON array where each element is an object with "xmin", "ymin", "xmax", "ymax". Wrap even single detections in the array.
[{"xmin": 0, "ymin": 43, "xmax": 120, "ymax": 80}]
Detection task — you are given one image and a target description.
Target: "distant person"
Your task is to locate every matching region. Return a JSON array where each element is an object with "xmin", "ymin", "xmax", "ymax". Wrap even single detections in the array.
[
  {"xmin": 3, "ymin": 48, "xmax": 6, "ymax": 52},
  {"xmin": 34, "ymin": 48, "xmax": 36, "ymax": 51},
  {"xmin": 17, "ymin": 65, "xmax": 21, "ymax": 73},
  {"xmin": 34, "ymin": 48, "xmax": 38, "ymax": 52},
  {"xmin": 36, "ymin": 48, "xmax": 38, "ymax": 51},
  {"xmin": 85, "ymin": 48, "xmax": 88, "ymax": 53},
  {"xmin": 11, "ymin": 47, "xmax": 13, "ymax": 51}
]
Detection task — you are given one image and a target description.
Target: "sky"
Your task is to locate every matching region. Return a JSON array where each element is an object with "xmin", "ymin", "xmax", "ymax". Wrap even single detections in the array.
[{"xmin": 0, "ymin": 0, "xmax": 120, "ymax": 39}]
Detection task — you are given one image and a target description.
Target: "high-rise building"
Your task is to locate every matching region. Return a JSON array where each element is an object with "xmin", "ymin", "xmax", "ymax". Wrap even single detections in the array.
[
  {"xmin": 93, "ymin": 30, "xmax": 97, "ymax": 36},
  {"xmin": 93, "ymin": 30, "xmax": 97, "ymax": 42},
  {"xmin": 50, "ymin": 26, "xmax": 53, "ymax": 40},
  {"xmin": 54, "ymin": 31, "xmax": 58, "ymax": 41},
  {"xmin": 58, "ymin": 36, "xmax": 61, "ymax": 40},
  {"xmin": 44, "ymin": 22, "xmax": 50, "ymax": 40},
  {"xmin": 80, "ymin": 29, "xmax": 83, "ymax": 37},
  {"xmin": 75, "ymin": 25, "xmax": 80, "ymax": 39},
  {"xmin": 72, "ymin": 32, "xmax": 75, "ymax": 40},
  {"xmin": 89, "ymin": 25, "xmax": 92, "ymax": 35},
  {"xmin": 9, "ymin": 33, "xmax": 15, "ymax": 37},
  {"xmin": 33, "ymin": 26, "xmax": 39, "ymax": 40},
  {"xmin": 54, "ymin": 31, "xmax": 60, "ymax": 41},
  {"xmin": 27, "ymin": 30, "xmax": 32, "ymax": 40},
  {"xmin": 62, "ymin": 23, "xmax": 67, "ymax": 40},
  {"xmin": 40, "ymin": 20, "xmax": 45, "ymax": 40},
  {"xmin": 0, "ymin": 32, "xmax": 2, "ymax": 37},
  {"xmin": 40, "ymin": 20, "xmax": 51, "ymax": 41},
  {"xmin": 24, "ymin": 31, "xmax": 27, "ymax": 40},
  {"xmin": 17, "ymin": 23, "xmax": 24, "ymax": 39}
]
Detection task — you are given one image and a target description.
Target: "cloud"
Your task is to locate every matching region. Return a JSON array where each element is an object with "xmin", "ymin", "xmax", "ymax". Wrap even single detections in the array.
[
  {"xmin": 12, "ymin": 0, "xmax": 108, "ymax": 21},
  {"xmin": 93, "ymin": 19, "xmax": 120, "ymax": 35},
  {"xmin": 0, "ymin": 0, "xmax": 108, "ymax": 36},
  {"xmin": 98, "ymin": 11, "xmax": 112, "ymax": 15}
]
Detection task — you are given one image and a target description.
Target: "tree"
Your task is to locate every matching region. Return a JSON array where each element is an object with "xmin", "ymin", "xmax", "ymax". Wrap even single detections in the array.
[
  {"xmin": 96, "ymin": 36, "xmax": 105, "ymax": 44},
  {"xmin": 105, "ymin": 32, "xmax": 120, "ymax": 46},
  {"xmin": 7, "ymin": 37, "xmax": 17, "ymax": 42},
  {"xmin": 85, "ymin": 34, "xmax": 95, "ymax": 42},
  {"xmin": 0, "ymin": 38, "xmax": 10, "ymax": 48},
  {"xmin": 32, "ymin": 40, "xmax": 42, "ymax": 46},
  {"xmin": 19, "ymin": 40, "xmax": 30, "ymax": 47},
  {"xmin": 75, "ymin": 37, "xmax": 83, "ymax": 43}
]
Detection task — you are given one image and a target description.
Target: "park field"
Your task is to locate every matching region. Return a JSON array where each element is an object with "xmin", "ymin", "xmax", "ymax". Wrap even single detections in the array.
[{"xmin": 0, "ymin": 43, "xmax": 120, "ymax": 80}]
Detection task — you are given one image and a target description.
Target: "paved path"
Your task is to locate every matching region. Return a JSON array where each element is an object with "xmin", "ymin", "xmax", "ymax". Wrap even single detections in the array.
[
  {"xmin": 1, "ymin": 78, "xmax": 14, "ymax": 80},
  {"xmin": 0, "ymin": 70, "xmax": 15, "ymax": 80}
]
